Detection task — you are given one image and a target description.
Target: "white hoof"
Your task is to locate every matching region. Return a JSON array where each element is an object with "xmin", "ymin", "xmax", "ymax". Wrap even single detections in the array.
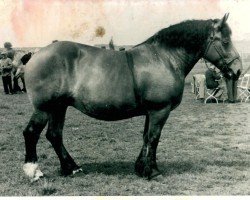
[
  {"xmin": 23, "ymin": 163, "xmax": 44, "ymax": 182},
  {"xmin": 72, "ymin": 168, "xmax": 82, "ymax": 175}
]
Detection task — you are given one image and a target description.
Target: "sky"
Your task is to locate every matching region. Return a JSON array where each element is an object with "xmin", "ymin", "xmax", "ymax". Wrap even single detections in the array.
[{"xmin": 0, "ymin": 0, "xmax": 250, "ymax": 47}]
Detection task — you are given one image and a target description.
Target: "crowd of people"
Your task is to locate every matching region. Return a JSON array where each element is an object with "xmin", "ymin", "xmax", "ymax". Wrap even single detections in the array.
[{"xmin": 0, "ymin": 42, "xmax": 32, "ymax": 95}]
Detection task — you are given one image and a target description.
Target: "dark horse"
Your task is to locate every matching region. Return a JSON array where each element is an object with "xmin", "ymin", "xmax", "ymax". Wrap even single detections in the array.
[{"xmin": 23, "ymin": 14, "xmax": 242, "ymax": 181}]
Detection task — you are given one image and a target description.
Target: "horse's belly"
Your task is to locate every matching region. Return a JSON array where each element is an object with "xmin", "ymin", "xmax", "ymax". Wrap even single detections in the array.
[
  {"xmin": 73, "ymin": 101, "xmax": 143, "ymax": 121},
  {"xmin": 72, "ymin": 77, "xmax": 140, "ymax": 120}
]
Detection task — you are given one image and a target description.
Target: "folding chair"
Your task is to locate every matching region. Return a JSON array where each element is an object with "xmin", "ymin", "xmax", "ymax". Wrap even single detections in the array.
[
  {"xmin": 204, "ymin": 87, "xmax": 220, "ymax": 104},
  {"xmin": 195, "ymin": 82, "xmax": 201, "ymax": 100},
  {"xmin": 195, "ymin": 81, "xmax": 204, "ymax": 100},
  {"xmin": 237, "ymin": 74, "xmax": 250, "ymax": 102}
]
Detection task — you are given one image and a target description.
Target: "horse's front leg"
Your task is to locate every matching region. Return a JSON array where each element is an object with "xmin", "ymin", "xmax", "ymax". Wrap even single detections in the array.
[
  {"xmin": 46, "ymin": 106, "xmax": 82, "ymax": 176},
  {"xmin": 135, "ymin": 106, "xmax": 171, "ymax": 179}
]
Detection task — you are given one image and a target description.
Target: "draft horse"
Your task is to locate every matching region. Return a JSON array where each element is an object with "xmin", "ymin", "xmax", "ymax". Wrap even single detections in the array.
[{"xmin": 23, "ymin": 14, "xmax": 242, "ymax": 181}]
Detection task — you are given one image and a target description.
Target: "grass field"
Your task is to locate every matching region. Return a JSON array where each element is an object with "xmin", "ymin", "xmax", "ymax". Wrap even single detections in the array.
[{"xmin": 0, "ymin": 63, "xmax": 249, "ymax": 196}]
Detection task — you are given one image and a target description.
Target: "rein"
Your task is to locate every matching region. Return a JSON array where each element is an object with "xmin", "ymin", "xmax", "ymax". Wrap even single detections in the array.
[{"xmin": 203, "ymin": 59, "xmax": 211, "ymax": 70}]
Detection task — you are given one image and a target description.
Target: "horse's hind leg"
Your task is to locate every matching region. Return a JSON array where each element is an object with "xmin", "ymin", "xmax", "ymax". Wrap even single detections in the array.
[
  {"xmin": 46, "ymin": 106, "xmax": 81, "ymax": 176},
  {"xmin": 135, "ymin": 106, "xmax": 171, "ymax": 179},
  {"xmin": 23, "ymin": 109, "xmax": 48, "ymax": 181}
]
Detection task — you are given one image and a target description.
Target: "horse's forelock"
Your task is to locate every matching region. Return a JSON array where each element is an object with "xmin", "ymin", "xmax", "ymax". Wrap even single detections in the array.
[
  {"xmin": 221, "ymin": 23, "xmax": 232, "ymax": 38},
  {"xmin": 212, "ymin": 19, "xmax": 232, "ymax": 38}
]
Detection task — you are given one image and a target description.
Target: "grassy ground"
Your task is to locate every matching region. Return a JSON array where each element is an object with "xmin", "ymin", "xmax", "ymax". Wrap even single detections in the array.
[{"xmin": 0, "ymin": 68, "xmax": 249, "ymax": 196}]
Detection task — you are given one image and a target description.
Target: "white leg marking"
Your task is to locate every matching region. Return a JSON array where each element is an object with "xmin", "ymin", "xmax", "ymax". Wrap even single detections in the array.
[
  {"xmin": 146, "ymin": 145, "xmax": 149, "ymax": 157},
  {"xmin": 33, "ymin": 168, "xmax": 44, "ymax": 181},
  {"xmin": 23, "ymin": 163, "xmax": 44, "ymax": 182},
  {"xmin": 72, "ymin": 168, "xmax": 83, "ymax": 175}
]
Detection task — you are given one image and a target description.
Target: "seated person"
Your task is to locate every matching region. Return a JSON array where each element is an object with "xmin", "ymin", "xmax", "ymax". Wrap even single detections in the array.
[{"xmin": 205, "ymin": 65, "xmax": 224, "ymax": 98}]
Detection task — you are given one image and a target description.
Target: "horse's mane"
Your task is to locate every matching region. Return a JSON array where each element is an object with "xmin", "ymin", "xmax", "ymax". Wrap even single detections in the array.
[{"xmin": 137, "ymin": 19, "xmax": 232, "ymax": 53}]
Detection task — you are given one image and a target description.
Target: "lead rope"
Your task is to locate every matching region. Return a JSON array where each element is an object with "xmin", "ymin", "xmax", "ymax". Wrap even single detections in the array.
[{"xmin": 203, "ymin": 59, "xmax": 213, "ymax": 71}]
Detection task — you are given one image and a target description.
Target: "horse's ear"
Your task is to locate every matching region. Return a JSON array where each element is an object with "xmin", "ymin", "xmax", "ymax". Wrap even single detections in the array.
[
  {"xmin": 216, "ymin": 13, "xmax": 229, "ymax": 29},
  {"xmin": 223, "ymin": 13, "xmax": 229, "ymax": 23}
]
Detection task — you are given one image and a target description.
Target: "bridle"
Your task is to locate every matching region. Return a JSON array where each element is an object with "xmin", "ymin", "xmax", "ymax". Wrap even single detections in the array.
[{"xmin": 203, "ymin": 27, "xmax": 240, "ymax": 76}]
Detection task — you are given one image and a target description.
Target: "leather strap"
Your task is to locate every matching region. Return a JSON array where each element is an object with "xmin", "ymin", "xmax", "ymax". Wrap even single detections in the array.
[{"xmin": 125, "ymin": 51, "xmax": 141, "ymax": 104}]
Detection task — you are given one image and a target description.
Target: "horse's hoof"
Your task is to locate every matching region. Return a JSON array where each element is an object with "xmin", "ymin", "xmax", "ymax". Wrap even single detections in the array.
[
  {"xmin": 135, "ymin": 160, "xmax": 145, "ymax": 177},
  {"xmin": 32, "ymin": 169, "xmax": 44, "ymax": 182},
  {"xmin": 72, "ymin": 167, "xmax": 82, "ymax": 175},
  {"xmin": 148, "ymin": 168, "xmax": 162, "ymax": 180},
  {"xmin": 135, "ymin": 161, "xmax": 162, "ymax": 180},
  {"xmin": 135, "ymin": 163, "xmax": 152, "ymax": 178},
  {"xmin": 23, "ymin": 162, "xmax": 44, "ymax": 182},
  {"xmin": 61, "ymin": 165, "xmax": 82, "ymax": 176},
  {"xmin": 143, "ymin": 166, "xmax": 152, "ymax": 178}
]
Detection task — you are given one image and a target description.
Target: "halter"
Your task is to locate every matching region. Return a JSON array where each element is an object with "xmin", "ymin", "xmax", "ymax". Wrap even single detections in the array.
[{"xmin": 203, "ymin": 28, "xmax": 240, "ymax": 75}]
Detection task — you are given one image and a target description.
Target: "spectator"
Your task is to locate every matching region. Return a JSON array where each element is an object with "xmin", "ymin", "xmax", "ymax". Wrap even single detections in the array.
[
  {"xmin": 0, "ymin": 51, "xmax": 13, "ymax": 94},
  {"xmin": 3, "ymin": 42, "xmax": 22, "ymax": 93},
  {"xmin": 205, "ymin": 65, "xmax": 224, "ymax": 98},
  {"xmin": 109, "ymin": 37, "xmax": 115, "ymax": 50},
  {"xmin": 3, "ymin": 42, "xmax": 15, "ymax": 60}
]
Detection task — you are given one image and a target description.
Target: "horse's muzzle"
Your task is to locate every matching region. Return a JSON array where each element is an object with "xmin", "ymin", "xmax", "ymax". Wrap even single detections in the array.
[{"xmin": 227, "ymin": 58, "xmax": 242, "ymax": 81}]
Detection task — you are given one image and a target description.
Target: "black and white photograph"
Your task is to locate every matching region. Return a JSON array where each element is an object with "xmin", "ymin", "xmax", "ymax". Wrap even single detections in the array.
[{"xmin": 0, "ymin": 0, "xmax": 249, "ymax": 197}]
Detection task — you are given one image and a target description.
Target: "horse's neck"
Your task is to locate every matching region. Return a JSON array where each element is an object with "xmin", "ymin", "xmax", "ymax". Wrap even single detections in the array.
[{"xmin": 156, "ymin": 45, "xmax": 201, "ymax": 77}]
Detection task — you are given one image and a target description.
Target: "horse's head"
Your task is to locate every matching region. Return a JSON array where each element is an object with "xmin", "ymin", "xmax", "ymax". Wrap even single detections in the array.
[{"xmin": 203, "ymin": 13, "xmax": 242, "ymax": 80}]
